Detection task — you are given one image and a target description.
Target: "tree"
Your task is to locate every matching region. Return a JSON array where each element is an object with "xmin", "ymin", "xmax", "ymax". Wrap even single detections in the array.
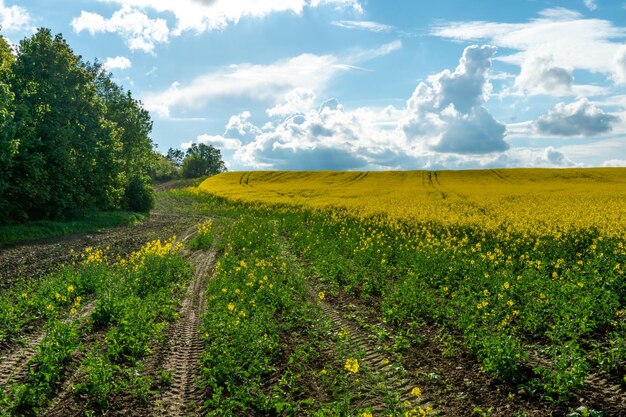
[
  {"xmin": 181, "ymin": 143, "xmax": 227, "ymax": 179},
  {"xmin": 166, "ymin": 147, "xmax": 184, "ymax": 168},
  {"xmin": 0, "ymin": 34, "xmax": 16, "ymax": 219},
  {"xmin": 150, "ymin": 151, "xmax": 179, "ymax": 181}
]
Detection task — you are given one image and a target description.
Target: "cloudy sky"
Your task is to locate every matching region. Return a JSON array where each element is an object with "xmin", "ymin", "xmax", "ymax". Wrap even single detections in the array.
[{"xmin": 4, "ymin": 0, "xmax": 626, "ymax": 170}]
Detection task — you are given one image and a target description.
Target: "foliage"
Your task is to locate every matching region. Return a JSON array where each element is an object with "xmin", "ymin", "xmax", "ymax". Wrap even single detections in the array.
[
  {"xmin": 122, "ymin": 176, "xmax": 155, "ymax": 212},
  {"xmin": 181, "ymin": 143, "xmax": 227, "ymax": 179},
  {"xmin": 0, "ymin": 236, "xmax": 190, "ymax": 414},
  {"xmin": 0, "ymin": 29, "xmax": 155, "ymax": 223}
]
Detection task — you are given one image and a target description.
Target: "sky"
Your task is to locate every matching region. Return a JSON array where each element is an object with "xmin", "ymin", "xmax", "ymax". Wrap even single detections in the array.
[{"xmin": 3, "ymin": 0, "xmax": 626, "ymax": 170}]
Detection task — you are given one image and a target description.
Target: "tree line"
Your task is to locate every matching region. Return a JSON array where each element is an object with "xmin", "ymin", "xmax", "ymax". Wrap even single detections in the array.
[
  {"xmin": 0, "ymin": 28, "xmax": 157, "ymax": 222},
  {"xmin": 0, "ymin": 28, "xmax": 227, "ymax": 224},
  {"xmin": 151, "ymin": 143, "xmax": 227, "ymax": 182}
]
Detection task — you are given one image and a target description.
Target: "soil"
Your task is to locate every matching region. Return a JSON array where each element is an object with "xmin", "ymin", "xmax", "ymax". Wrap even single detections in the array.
[{"xmin": 0, "ymin": 211, "xmax": 199, "ymax": 290}]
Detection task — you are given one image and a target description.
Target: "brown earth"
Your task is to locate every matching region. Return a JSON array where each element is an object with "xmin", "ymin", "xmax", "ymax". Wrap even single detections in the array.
[{"xmin": 0, "ymin": 211, "xmax": 199, "ymax": 290}]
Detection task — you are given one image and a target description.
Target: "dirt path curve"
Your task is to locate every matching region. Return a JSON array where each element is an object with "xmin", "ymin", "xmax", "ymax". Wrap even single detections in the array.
[
  {"xmin": 150, "ymin": 248, "xmax": 215, "ymax": 417},
  {"xmin": 0, "ymin": 212, "xmax": 199, "ymax": 290}
]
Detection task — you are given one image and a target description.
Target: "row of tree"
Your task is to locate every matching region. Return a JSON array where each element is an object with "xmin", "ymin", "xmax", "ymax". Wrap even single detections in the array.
[
  {"xmin": 152, "ymin": 143, "xmax": 227, "ymax": 182},
  {"xmin": 0, "ymin": 29, "xmax": 156, "ymax": 222}
]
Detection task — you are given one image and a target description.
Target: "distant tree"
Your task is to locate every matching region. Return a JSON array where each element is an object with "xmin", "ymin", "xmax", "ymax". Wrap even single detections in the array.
[
  {"xmin": 166, "ymin": 147, "xmax": 184, "ymax": 168},
  {"xmin": 151, "ymin": 151, "xmax": 179, "ymax": 181},
  {"xmin": 181, "ymin": 143, "xmax": 227, "ymax": 179}
]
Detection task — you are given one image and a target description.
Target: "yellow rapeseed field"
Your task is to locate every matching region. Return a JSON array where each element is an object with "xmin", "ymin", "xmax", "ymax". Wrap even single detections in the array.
[{"xmin": 198, "ymin": 168, "xmax": 626, "ymax": 238}]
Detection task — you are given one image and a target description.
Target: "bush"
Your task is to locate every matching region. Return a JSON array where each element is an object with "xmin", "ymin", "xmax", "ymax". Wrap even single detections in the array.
[{"xmin": 123, "ymin": 177, "xmax": 154, "ymax": 212}]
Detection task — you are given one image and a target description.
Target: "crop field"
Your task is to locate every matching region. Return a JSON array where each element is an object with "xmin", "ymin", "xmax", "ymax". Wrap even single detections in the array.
[{"xmin": 1, "ymin": 169, "xmax": 626, "ymax": 416}]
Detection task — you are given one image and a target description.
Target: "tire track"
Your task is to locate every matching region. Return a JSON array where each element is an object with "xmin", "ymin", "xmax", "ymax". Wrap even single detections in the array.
[
  {"xmin": 0, "ymin": 301, "xmax": 96, "ymax": 388},
  {"xmin": 309, "ymin": 286, "xmax": 434, "ymax": 414},
  {"xmin": 151, "ymin": 248, "xmax": 215, "ymax": 417}
]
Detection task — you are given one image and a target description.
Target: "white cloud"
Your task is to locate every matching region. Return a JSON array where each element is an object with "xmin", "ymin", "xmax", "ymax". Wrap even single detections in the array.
[
  {"xmin": 515, "ymin": 55, "xmax": 573, "ymax": 96},
  {"xmin": 584, "ymin": 0, "xmax": 598, "ymax": 11},
  {"xmin": 267, "ymin": 88, "xmax": 317, "ymax": 117},
  {"xmin": 401, "ymin": 45, "xmax": 509, "ymax": 154},
  {"xmin": 613, "ymin": 46, "xmax": 626, "ymax": 84},
  {"xmin": 183, "ymin": 45, "xmax": 518, "ymax": 170},
  {"xmin": 0, "ymin": 0, "xmax": 30, "ymax": 31},
  {"xmin": 332, "ymin": 20, "xmax": 392, "ymax": 32},
  {"xmin": 310, "ymin": 0, "xmax": 363, "ymax": 14},
  {"xmin": 103, "ymin": 56, "xmax": 132, "ymax": 70},
  {"xmin": 603, "ymin": 159, "xmax": 626, "ymax": 167},
  {"xmin": 143, "ymin": 41, "xmax": 401, "ymax": 118},
  {"xmin": 432, "ymin": 8, "xmax": 626, "ymax": 84},
  {"xmin": 87, "ymin": 0, "xmax": 361, "ymax": 39},
  {"xmin": 72, "ymin": 6, "xmax": 169, "ymax": 54},
  {"xmin": 534, "ymin": 98, "xmax": 620, "ymax": 136}
]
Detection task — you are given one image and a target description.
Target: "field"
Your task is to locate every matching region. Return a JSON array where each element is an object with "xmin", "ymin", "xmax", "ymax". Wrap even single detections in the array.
[{"xmin": 1, "ymin": 169, "xmax": 625, "ymax": 416}]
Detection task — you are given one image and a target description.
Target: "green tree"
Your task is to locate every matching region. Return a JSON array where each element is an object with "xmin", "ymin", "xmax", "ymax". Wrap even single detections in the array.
[
  {"xmin": 0, "ymin": 34, "xmax": 16, "ymax": 219},
  {"xmin": 150, "ymin": 151, "xmax": 179, "ymax": 182},
  {"xmin": 181, "ymin": 143, "xmax": 227, "ymax": 179},
  {"xmin": 166, "ymin": 147, "xmax": 184, "ymax": 168},
  {"xmin": 8, "ymin": 28, "xmax": 118, "ymax": 220}
]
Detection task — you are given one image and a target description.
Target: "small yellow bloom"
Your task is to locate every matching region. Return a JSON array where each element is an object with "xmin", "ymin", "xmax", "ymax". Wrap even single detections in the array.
[
  {"xmin": 318, "ymin": 291, "xmax": 325, "ymax": 301},
  {"xmin": 345, "ymin": 358, "xmax": 359, "ymax": 373},
  {"xmin": 411, "ymin": 386, "xmax": 422, "ymax": 397},
  {"xmin": 46, "ymin": 304, "xmax": 54, "ymax": 311},
  {"xmin": 362, "ymin": 412, "xmax": 372, "ymax": 417},
  {"xmin": 70, "ymin": 308, "xmax": 77, "ymax": 315},
  {"xmin": 21, "ymin": 293, "xmax": 27, "ymax": 299},
  {"xmin": 503, "ymin": 281, "xmax": 510, "ymax": 290},
  {"xmin": 67, "ymin": 285, "xmax": 75, "ymax": 293},
  {"xmin": 227, "ymin": 303, "xmax": 235, "ymax": 312},
  {"xmin": 381, "ymin": 358, "xmax": 390, "ymax": 365}
]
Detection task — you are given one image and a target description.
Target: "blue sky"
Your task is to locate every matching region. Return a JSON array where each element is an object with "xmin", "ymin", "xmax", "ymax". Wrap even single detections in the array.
[{"xmin": 3, "ymin": 0, "xmax": 626, "ymax": 170}]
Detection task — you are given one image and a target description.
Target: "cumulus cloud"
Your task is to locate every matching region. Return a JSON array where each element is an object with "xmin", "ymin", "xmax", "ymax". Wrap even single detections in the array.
[
  {"xmin": 534, "ymin": 98, "xmax": 620, "ymax": 136},
  {"xmin": 143, "ymin": 41, "xmax": 401, "ymax": 118},
  {"xmin": 82, "ymin": 0, "xmax": 362, "ymax": 43},
  {"xmin": 178, "ymin": 45, "xmax": 520, "ymax": 170},
  {"xmin": 0, "ymin": 0, "xmax": 31, "ymax": 31},
  {"xmin": 72, "ymin": 6, "xmax": 168, "ymax": 54},
  {"xmin": 267, "ymin": 88, "xmax": 317, "ymax": 117},
  {"xmin": 432, "ymin": 8, "xmax": 626, "ymax": 85},
  {"xmin": 332, "ymin": 20, "xmax": 392, "ymax": 32},
  {"xmin": 515, "ymin": 55, "xmax": 573, "ymax": 95},
  {"xmin": 103, "ymin": 56, "xmax": 132, "ymax": 70},
  {"xmin": 401, "ymin": 45, "xmax": 509, "ymax": 154}
]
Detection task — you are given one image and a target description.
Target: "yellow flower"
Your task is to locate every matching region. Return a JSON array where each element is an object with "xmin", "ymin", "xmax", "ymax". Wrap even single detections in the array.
[
  {"xmin": 503, "ymin": 281, "xmax": 510, "ymax": 290},
  {"xmin": 46, "ymin": 304, "xmax": 54, "ymax": 311},
  {"xmin": 67, "ymin": 285, "xmax": 75, "ymax": 293},
  {"xmin": 70, "ymin": 308, "xmax": 77, "ymax": 315},
  {"xmin": 345, "ymin": 358, "xmax": 359, "ymax": 373},
  {"xmin": 362, "ymin": 412, "xmax": 373, "ymax": 417},
  {"xmin": 318, "ymin": 291, "xmax": 325, "ymax": 301},
  {"xmin": 21, "ymin": 293, "xmax": 27, "ymax": 299},
  {"xmin": 227, "ymin": 303, "xmax": 235, "ymax": 312},
  {"xmin": 381, "ymin": 358, "xmax": 390, "ymax": 365},
  {"xmin": 411, "ymin": 387, "xmax": 422, "ymax": 398},
  {"xmin": 320, "ymin": 369, "xmax": 327, "ymax": 376}
]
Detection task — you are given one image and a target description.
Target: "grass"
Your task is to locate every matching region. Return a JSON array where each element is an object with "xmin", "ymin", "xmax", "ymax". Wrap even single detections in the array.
[{"xmin": 0, "ymin": 210, "xmax": 146, "ymax": 247}]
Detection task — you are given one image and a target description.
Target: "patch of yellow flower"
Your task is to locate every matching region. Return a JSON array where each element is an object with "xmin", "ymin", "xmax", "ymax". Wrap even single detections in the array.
[{"xmin": 345, "ymin": 358, "xmax": 359, "ymax": 373}]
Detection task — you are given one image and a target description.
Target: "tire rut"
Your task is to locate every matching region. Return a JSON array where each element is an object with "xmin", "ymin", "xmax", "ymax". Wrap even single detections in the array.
[
  {"xmin": 310, "ymin": 288, "xmax": 434, "ymax": 414},
  {"xmin": 0, "ymin": 301, "xmax": 96, "ymax": 388},
  {"xmin": 151, "ymin": 249, "xmax": 215, "ymax": 417}
]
